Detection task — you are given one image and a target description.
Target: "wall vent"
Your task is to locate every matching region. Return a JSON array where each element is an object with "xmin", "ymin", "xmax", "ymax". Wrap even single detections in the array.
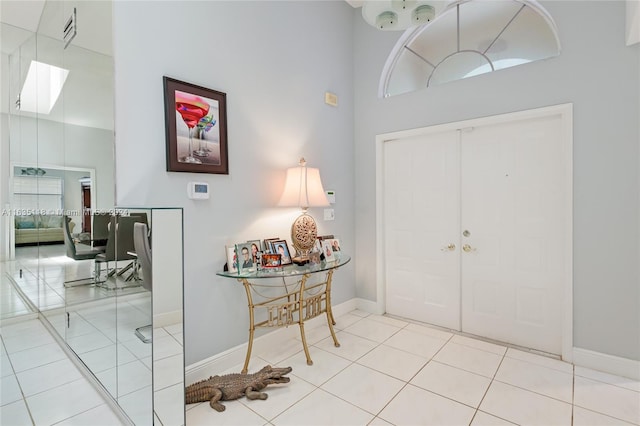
[{"xmin": 63, "ymin": 8, "xmax": 77, "ymax": 49}]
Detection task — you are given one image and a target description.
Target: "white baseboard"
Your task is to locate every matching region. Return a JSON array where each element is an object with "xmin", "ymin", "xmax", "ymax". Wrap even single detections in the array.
[
  {"xmin": 154, "ymin": 310, "xmax": 182, "ymax": 328},
  {"xmin": 355, "ymin": 297, "xmax": 383, "ymax": 315},
  {"xmin": 186, "ymin": 299, "xmax": 361, "ymax": 384},
  {"xmin": 573, "ymin": 347, "xmax": 640, "ymax": 380}
]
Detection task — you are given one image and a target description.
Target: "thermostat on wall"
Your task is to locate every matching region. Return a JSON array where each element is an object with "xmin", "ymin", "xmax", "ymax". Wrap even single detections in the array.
[{"xmin": 187, "ymin": 182, "xmax": 209, "ymax": 199}]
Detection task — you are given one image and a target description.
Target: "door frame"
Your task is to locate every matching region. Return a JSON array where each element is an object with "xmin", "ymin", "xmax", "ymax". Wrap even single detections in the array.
[{"xmin": 375, "ymin": 103, "xmax": 574, "ymax": 361}]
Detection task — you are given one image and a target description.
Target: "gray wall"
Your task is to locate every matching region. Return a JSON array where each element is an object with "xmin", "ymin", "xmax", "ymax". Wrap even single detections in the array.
[
  {"xmin": 113, "ymin": 1, "xmax": 355, "ymax": 366},
  {"xmin": 114, "ymin": 0, "xmax": 639, "ymax": 365},
  {"xmin": 353, "ymin": 1, "xmax": 640, "ymax": 360}
]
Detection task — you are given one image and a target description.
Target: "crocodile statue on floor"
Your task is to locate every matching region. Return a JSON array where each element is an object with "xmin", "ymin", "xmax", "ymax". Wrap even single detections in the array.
[{"xmin": 185, "ymin": 365, "xmax": 292, "ymax": 412}]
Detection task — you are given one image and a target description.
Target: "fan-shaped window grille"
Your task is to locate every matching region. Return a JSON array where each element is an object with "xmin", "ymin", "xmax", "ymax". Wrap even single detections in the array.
[{"xmin": 380, "ymin": 0, "xmax": 561, "ymax": 97}]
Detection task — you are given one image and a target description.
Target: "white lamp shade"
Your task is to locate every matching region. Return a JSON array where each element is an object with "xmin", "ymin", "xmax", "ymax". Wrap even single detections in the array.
[{"xmin": 278, "ymin": 166, "xmax": 330, "ymax": 208}]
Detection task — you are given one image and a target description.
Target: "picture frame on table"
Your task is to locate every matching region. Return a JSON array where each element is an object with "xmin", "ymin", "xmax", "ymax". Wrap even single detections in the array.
[
  {"xmin": 263, "ymin": 237, "xmax": 280, "ymax": 253},
  {"xmin": 326, "ymin": 238, "xmax": 341, "ymax": 253},
  {"xmin": 235, "ymin": 242, "xmax": 256, "ymax": 272},
  {"xmin": 163, "ymin": 76, "xmax": 228, "ymax": 174},
  {"xmin": 261, "ymin": 253, "xmax": 282, "ymax": 269},
  {"xmin": 322, "ymin": 240, "xmax": 336, "ymax": 262},
  {"xmin": 316, "ymin": 234, "xmax": 334, "ymax": 250},
  {"xmin": 271, "ymin": 240, "xmax": 292, "ymax": 265},
  {"xmin": 246, "ymin": 240, "xmax": 262, "ymax": 265},
  {"xmin": 225, "ymin": 245, "xmax": 238, "ymax": 273}
]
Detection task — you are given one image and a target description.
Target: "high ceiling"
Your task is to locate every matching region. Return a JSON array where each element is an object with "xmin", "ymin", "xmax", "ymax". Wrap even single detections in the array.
[
  {"xmin": 0, "ymin": 0, "xmax": 112, "ymax": 56},
  {"xmin": 0, "ymin": 1, "xmax": 114, "ymax": 130}
]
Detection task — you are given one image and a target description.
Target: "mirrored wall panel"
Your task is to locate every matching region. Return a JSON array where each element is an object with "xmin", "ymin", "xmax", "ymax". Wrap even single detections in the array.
[{"xmin": 2, "ymin": 1, "xmax": 185, "ymax": 424}]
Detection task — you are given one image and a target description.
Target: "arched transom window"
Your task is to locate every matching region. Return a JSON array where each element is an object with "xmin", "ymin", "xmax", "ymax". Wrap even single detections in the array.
[{"xmin": 380, "ymin": 0, "xmax": 561, "ymax": 97}]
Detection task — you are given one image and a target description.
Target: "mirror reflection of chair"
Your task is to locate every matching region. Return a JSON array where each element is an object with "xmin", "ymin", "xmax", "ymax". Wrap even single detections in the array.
[
  {"xmin": 63, "ymin": 215, "xmax": 106, "ymax": 287},
  {"xmin": 94, "ymin": 215, "xmax": 145, "ymax": 287},
  {"xmin": 133, "ymin": 222, "xmax": 152, "ymax": 343},
  {"xmin": 63, "ymin": 216, "xmax": 104, "ymax": 260},
  {"xmin": 91, "ymin": 212, "xmax": 111, "ymax": 249}
]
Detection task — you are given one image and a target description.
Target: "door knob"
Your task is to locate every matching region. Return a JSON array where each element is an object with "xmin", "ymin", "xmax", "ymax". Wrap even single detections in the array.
[
  {"xmin": 441, "ymin": 243, "xmax": 456, "ymax": 252},
  {"xmin": 462, "ymin": 244, "xmax": 476, "ymax": 253}
]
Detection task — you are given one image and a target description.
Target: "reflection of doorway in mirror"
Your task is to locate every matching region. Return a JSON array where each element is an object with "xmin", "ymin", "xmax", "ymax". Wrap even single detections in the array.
[
  {"xmin": 80, "ymin": 177, "xmax": 92, "ymax": 233},
  {"xmin": 9, "ymin": 164, "xmax": 96, "ymax": 258}
]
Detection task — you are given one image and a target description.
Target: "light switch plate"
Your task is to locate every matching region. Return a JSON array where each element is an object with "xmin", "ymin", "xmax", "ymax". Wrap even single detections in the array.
[{"xmin": 324, "ymin": 208, "xmax": 335, "ymax": 221}]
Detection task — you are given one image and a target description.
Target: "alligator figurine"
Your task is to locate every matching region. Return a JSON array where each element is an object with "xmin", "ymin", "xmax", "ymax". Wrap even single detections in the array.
[{"xmin": 185, "ymin": 365, "xmax": 292, "ymax": 412}]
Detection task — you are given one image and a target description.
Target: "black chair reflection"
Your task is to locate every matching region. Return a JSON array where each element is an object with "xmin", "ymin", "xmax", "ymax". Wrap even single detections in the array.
[
  {"xmin": 94, "ymin": 215, "xmax": 146, "ymax": 286},
  {"xmin": 133, "ymin": 222, "xmax": 152, "ymax": 343},
  {"xmin": 91, "ymin": 212, "xmax": 111, "ymax": 249}
]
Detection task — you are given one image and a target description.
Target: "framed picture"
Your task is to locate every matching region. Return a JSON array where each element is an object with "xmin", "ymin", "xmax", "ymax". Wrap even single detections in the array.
[
  {"xmin": 326, "ymin": 238, "xmax": 341, "ymax": 253},
  {"xmin": 322, "ymin": 240, "xmax": 336, "ymax": 262},
  {"xmin": 225, "ymin": 245, "xmax": 238, "ymax": 273},
  {"xmin": 235, "ymin": 242, "xmax": 256, "ymax": 272},
  {"xmin": 271, "ymin": 240, "xmax": 292, "ymax": 265},
  {"xmin": 316, "ymin": 234, "xmax": 334, "ymax": 251},
  {"xmin": 246, "ymin": 240, "xmax": 262, "ymax": 264},
  {"xmin": 163, "ymin": 76, "xmax": 228, "ymax": 174},
  {"xmin": 263, "ymin": 237, "xmax": 280, "ymax": 253},
  {"xmin": 261, "ymin": 253, "xmax": 282, "ymax": 269}
]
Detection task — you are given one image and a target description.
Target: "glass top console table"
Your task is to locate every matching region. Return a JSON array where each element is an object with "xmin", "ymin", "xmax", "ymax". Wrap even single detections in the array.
[{"xmin": 217, "ymin": 255, "xmax": 350, "ymax": 373}]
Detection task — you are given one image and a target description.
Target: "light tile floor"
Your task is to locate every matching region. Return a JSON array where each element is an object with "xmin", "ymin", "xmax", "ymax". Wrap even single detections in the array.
[
  {"xmin": 3, "ymin": 246, "xmax": 640, "ymax": 425},
  {"xmin": 187, "ymin": 310, "xmax": 640, "ymax": 426},
  {"xmin": 1, "ymin": 244, "xmax": 184, "ymax": 425}
]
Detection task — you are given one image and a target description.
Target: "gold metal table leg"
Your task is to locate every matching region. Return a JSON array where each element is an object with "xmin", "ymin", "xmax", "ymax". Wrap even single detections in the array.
[
  {"xmin": 298, "ymin": 274, "xmax": 313, "ymax": 365},
  {"xmin": 240, "ymin": 278, "xmax": 254, "ymax": 374},
  {"xmin": 324, "ymin": 269, "xmax": 340, "ymax": 347}
]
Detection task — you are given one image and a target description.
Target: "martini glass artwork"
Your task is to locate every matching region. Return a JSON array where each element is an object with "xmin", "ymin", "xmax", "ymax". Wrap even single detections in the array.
[
  {"xmin": 193, "ymin": 113, "xmax": 216, "ymax": 157},
  {"xmin": 175, "ymin": 91, "xmax": 210, "ymax": 164}
]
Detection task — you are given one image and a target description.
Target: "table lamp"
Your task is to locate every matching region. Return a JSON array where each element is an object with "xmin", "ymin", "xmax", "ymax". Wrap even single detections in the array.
[{"xmin": 278, "ymin": 158, "xmax": 330, "ymax": 265}]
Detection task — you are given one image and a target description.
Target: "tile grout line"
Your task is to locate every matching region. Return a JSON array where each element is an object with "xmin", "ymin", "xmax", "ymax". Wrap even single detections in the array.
[
  {"xmin": 469, "ymin": 346, "xmax": 508, "ymax": 425},
  {"xmin": 571, "ymin": 364, "xmax": 575, "ymax": 426},
  {"xmin": 1, "ymin": 330, "xmax": 39, "ymax": 426}
]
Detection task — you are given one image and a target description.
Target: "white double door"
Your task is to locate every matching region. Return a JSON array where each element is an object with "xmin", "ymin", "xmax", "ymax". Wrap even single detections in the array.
[{"xmin": 384, "ymin": 113, "xmax": 568, "ymax": 355}]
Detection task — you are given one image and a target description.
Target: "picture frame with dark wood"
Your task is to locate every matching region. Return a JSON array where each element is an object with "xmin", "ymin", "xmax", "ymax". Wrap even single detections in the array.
[
  {"xmin": 271, "ymin": 240, "xmax": 292, "ymax": 265},
  {"xmin": 163, "ymin": 76, "xmax": 228, "ymax": 174},
  {"xmin": 263, "ymin": 237, "xmax": 280, "ymax": 253}
]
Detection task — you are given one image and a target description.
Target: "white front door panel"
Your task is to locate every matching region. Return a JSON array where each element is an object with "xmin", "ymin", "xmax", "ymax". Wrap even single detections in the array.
[
  {"xmin": 383, "ymin": 111, "xmax": 568, "ymax": 356},
  {"xmin": 384, "ymin": 131, "xmax": 461, "ymax": 330}
]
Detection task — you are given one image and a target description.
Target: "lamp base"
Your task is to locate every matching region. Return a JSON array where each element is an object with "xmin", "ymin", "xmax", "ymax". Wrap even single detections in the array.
[
  {"xmin": 291, "ymin": 212, "xmax": 319, "ymax": 264},
  {"xmin": 292, "ymin": 256, "xmax": 310, "ymax": 266}
]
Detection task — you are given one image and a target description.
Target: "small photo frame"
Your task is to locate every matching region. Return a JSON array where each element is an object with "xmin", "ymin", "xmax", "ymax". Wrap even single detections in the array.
[
  {"xmin": 326, "ymin": 238, "xmax": 341, "ymax": 253},
  {"xmin": 225, "ymin": 245, "xmax": 238, "ymax": 273},
  {"xmin": 271, "ymin": 240, "xmax": 292, "ymax": 265},
  {"xmin": 263, "ymin": 237, "xmax": 280, "ymax": 253},
  {"xmin": 322, "ymin": 240, "xmax": 336, "ymax": 262},
  {"xmin": 246, "ymin": 240, "xmax": 261, "ymax": 264},
  {"xmin": 236, "ymin": 242, "xmax": 256, "ymax": 272},
  {"xmin": 317, "ymin": 234, "xmax": 334, "ymax": 251},
  {"xmin": 261, "ymin": 253, "xmax": 282, "ymax": 269}
]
